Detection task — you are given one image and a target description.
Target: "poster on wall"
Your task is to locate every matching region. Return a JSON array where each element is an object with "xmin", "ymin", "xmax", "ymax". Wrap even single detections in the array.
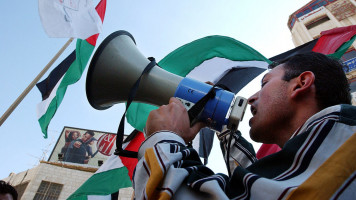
[{"xmin": 48, "ymin": 126, "xmax": 120, "ymax": 167}]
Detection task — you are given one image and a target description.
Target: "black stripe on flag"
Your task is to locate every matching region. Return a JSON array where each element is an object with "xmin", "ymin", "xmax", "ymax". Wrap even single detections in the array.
[
  {"xmin": 111, "ymin": 190, "xmax": 119, "ymax": 199},
  {"xmin": 269, "ymin": 39, "xmax": 318, "ymax": 62},
  {"xmin": 36, "ymin": 50, "xmax": 76, "ymax": 100},
  {"xmin": 216, "ymin": 67, "xmax": 265, "ymax": 94},
  {"xmin": 199, "ymin": 128, "xmax": 215, "ymax": 165}
]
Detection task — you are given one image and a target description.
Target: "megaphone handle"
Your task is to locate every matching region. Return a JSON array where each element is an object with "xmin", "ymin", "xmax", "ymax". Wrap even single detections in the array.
[{"xmin": 115, "ymin": 58, "xmax": 157, "ymax": 158}]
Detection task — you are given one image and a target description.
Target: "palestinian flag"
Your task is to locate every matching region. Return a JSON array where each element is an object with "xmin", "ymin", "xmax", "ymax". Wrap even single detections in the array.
[
  {"xmin": 68, "ymin": 130, "xmax": 145, "ymax": 200},
  {"xmin": 270, "ymin": 25, "xmax": 356, "ymax": 62},
  {"xmin": 39, "ymin": 0, "xmax": 103, "ymax": 39},
  {"xmin": 36, "ymin": 0, "xmax": 107, "ymax": 138}
]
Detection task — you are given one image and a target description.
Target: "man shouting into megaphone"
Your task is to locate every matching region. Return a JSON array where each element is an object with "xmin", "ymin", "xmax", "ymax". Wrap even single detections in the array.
[{"xmin": 133, "ymin": 52, "xmax": 356, "ymax": 199}]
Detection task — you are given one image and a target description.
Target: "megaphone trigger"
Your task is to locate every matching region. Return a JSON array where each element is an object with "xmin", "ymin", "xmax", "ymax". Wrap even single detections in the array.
[{"xmin": 176, "ymin": 98, "xmax": 195, "ymax": 110}]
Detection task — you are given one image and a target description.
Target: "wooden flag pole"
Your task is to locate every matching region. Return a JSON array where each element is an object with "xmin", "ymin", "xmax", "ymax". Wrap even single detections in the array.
[{"xmin": 0, "ymin": 38, "xmax": 74, "ymax": 126}]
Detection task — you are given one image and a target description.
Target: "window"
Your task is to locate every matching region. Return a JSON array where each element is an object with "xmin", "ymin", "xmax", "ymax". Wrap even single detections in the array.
[
  {"xmin": 33, "ymin": 181, "xmax": 63, "ymax": 200},
  {"xmin": 342, "ymin": 50, "xmax": 356, "ymax": 72},
  {"xmin": 290, "ymin": 0, "xmax": 336, "ymax": 30},
  {"xmin": 341, "ymin": 50, "xmax": 356, "ymax": 62},
  {"xmin": 305, "ymin": 15, "xmax": 330, "ymax": 29}
]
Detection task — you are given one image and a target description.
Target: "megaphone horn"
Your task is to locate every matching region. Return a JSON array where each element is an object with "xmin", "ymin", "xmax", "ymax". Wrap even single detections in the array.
[{"xmin": 86, "ymin": 30, "xmax": 183, "ymax": 110}]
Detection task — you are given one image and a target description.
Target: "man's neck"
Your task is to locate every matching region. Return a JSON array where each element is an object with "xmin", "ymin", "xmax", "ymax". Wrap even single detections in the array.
[{"xmin": 278, "ymin": 103, "xmax": 320, "ymax": 148}]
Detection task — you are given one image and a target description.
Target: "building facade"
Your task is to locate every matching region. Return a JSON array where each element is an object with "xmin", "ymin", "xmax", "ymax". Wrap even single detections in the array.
[
  {"xmin": 2, "ymin": 161, "xmax": 133, "ymax": 200},
  {"xmin": 288, "ymin": 0, "xmax": 356, "ymax": 46},
  {"xmin": 288, "ymin": 0, "xmax": 356, "ymax": 103},
  {"xmin": 2, "ymin": 126, "xmax": 134, "ymax": 200},
  {"xmin": 3, "ymin": 161, "xmax": 95, "ymax": 199}
]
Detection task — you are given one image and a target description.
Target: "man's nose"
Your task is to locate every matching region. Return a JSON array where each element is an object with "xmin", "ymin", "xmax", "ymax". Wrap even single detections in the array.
[{"xmin": 248, "ymin": 92, "xmax": 258, "ymax": 105}]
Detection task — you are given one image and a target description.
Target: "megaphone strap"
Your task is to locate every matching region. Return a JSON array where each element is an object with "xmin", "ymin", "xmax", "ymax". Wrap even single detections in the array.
[
  {"xmin": 187, "ymin": 86, "xmax": 217, "ymax": 126},
  {"xmin": 114, "ymin": 58, "xmax": 157, "ymax": 158}
]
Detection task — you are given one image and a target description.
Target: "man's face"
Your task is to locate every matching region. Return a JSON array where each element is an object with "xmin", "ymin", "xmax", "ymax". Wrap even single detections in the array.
[
  {"xmin": 247, "ymin": 64, "xmax": 294, "ymax": 144},
  {"xmin": 72, "ymin": 132, "xmax": 79, "ymax": 140},
  {"xmin": 82, "ymin": 133, "xmax": 93, "ymax": 142}
]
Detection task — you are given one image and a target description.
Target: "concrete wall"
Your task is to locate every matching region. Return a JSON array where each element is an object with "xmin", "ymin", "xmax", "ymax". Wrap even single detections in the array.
[{"xmin": 3, "ymin": 162, "xmax": 133, "ymax": 200}]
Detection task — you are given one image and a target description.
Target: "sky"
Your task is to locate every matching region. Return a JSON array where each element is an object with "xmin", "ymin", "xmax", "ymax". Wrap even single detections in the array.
[{"xmin": 0, "ymin": 0, "xmax": 312, "ymax": 179}]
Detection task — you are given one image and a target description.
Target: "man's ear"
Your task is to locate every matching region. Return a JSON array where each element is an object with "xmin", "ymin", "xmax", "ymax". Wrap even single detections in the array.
[{"xmin": 290, "ymin": 71, "xmax": 315, "ymax": 99}]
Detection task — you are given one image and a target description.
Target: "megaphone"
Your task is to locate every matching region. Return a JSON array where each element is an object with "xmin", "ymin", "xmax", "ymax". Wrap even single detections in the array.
[{"xmin": 86, "ymin": 30, "xmax": 247, "ymax": 132}]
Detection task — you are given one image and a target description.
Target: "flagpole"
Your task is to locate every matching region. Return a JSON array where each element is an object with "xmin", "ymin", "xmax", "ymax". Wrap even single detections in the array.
[{"xmin": 0, "ymin": 38, "xmax": 74, "ymax": 127}]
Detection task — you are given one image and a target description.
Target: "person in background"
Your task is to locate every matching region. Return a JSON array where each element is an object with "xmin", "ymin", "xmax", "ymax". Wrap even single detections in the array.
[
  {"xmin": 0, "ymin": 181, "xmax": 17, "ymax": 200},
  {"xmin": 64, "ymin": 131, "xmax": 95, "ymax": 164},
  {"xmin": 61, "ymin": 130, "xmax": 81, "ymax": 158},
  {"xmin": 84, "ymin": 137, "xmax": 98, "ymax": 164}
]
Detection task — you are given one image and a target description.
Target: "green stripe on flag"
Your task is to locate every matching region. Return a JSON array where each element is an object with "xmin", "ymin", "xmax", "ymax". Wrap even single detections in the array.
[
  {"xmin": 67, "ymin": 167, "xmax": 132, "ymax": 200},
  {"xmin": 328, "ymin": 35, "xmax": 356, "ymax": 59},
  {"xmin": 159, "ymin": 35, "xmax": 271, "ymax": 75},
  {"xmin": 38, "ymin": 39, "xmax": 94, "ymax": 138}
]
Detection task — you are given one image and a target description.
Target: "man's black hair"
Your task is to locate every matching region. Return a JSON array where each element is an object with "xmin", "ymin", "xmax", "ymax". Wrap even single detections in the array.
[
  {"xmin": 0, "ymin": 180, "xmax": 18, "ymax": 200},
  {"xmin": 86, "ymin": 130, "xmax": 95, "ymax": 136},
  {"xmin": 269, "ymin": 52, "xmax": 351, "ymax": 109}
]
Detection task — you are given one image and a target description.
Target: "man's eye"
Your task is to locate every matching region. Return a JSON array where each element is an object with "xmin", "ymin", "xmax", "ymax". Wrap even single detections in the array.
[{"xmin": 261, "ymin": 81, "xmax": 267, "ymax": 87}]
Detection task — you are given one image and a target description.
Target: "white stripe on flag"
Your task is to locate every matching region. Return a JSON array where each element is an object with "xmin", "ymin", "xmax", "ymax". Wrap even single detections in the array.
[
  {"xmin": 187, "ymin": 57, "xmax": 268, "ymax": 84},
  {"xmin": 36, "ymin": 76, "xmax": 65, "ymax": 119},
  {"xmin": 95, "ymin": 154, "xmax": 124, "ymax": 174},
  {"xmin": 87, "ymin": 194, "xmax": 112, "ymax": 200}
]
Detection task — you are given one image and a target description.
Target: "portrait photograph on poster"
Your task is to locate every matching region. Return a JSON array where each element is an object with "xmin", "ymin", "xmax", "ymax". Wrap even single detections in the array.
[{"xmin": 48, "ymin": 126, "xmax": 119, "ymax": 167}]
